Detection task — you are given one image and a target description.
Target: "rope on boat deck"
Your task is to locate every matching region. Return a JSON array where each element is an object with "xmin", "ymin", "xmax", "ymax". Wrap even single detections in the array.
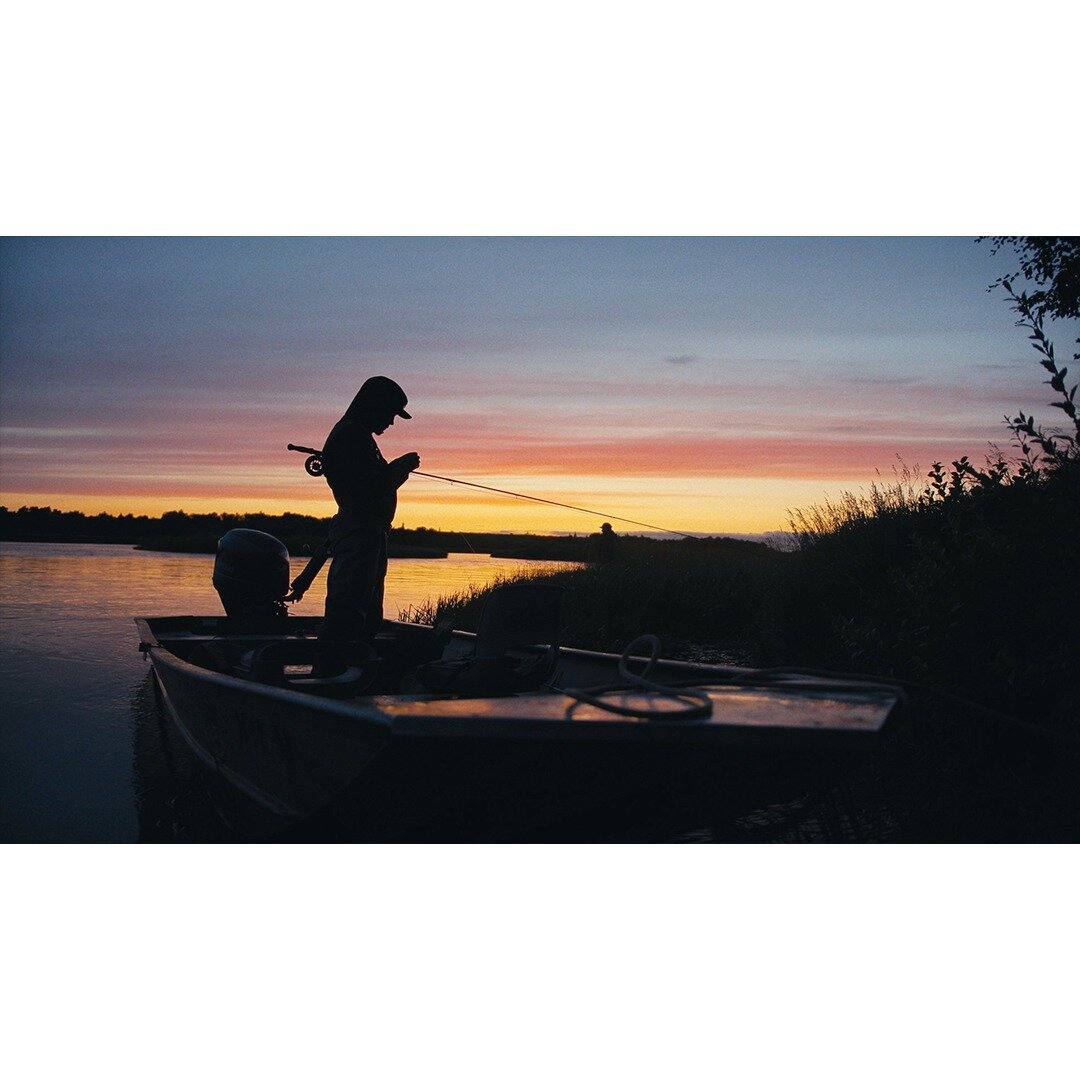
[
  {"xmin": 559, "ymin": 642, "xmax": 903, "ymax": 723},
  {"xmin": 562, "ymin": 635, "xmax": 715, "ymax": 721}
]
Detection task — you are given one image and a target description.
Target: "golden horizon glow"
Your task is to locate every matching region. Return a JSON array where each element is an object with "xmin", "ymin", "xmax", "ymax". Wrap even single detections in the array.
[
  {"xmin": 2, "ymin": 468, "xmax": 911, "ymax": 535},
  {"xmin": 0, "ymin": 420, "xmax": 1004, "ymax": 534}
]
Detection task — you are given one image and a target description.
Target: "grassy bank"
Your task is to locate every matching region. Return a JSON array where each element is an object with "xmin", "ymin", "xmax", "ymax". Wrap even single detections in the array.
[
  {"xmin": 781, "ymin": 459, "xmax": 1079, "ymax": 734},
  {"xmin": 402, "ymin": 536, "xmax": 787, "ymax": 665},
  {"xmin": 412, "ymin": 460, "xmax": 1078, "ymax": 737}
]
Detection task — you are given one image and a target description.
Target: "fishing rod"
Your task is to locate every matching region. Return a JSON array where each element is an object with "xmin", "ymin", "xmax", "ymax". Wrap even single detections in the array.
[
  {"xmin": 412, "ymin": 470, "xmax": 698, "ymax": 538},
  {"xmin": 286, "ymin": 444, "xmax": 699, "ymax": 539}
]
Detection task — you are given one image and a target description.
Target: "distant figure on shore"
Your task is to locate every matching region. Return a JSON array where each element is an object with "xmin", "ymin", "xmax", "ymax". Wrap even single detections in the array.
[
  {"xmin": 316, "ymin": 376, "xmax": 419, "ymax": 676},
  {"xmin": 591, "ymin": 522, "xmax": 617, "ymax": 563}
]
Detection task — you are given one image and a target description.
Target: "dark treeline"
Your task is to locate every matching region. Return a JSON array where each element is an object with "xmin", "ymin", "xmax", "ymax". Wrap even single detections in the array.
[
  {"xmin": 0, "ymin": 506, "xmax": 336, "ymax": 554},
  {"xmin": 0, "ymin": 504, "xmax": 765, "ymax": 562}
]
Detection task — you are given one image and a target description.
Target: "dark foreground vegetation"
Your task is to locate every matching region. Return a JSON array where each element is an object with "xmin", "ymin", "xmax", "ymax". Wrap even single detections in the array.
[
  {"xmin": 404, "ymin": 238, "xmax": 1080, "ymax": 840},
  {"xmin": 401, "ymin": 460, "xmax": 1079, "ymax": 841},
  {"xmin": 405, "ymin": 460, "xmax": 1079, "ymax": 729}
]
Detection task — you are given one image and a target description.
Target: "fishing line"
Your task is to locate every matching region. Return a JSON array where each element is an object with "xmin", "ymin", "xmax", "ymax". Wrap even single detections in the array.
[
  {"xmin": 287, "ymin": 445, "xmax": 699, "ymax": 538},
  {"xmin": 411, "ymin": 471, "xmax": 477, "ymax": 552},
  {"xmin": 412, "ymin": 470, "xmax": 699, "ymax": 539}
]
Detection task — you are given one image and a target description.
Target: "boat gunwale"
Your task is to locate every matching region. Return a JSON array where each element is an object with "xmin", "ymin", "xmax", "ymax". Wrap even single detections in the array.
[
  {"xmin": 140, "ymin": 627, "xmax": 396, "ymax": 727},
  {"xmin": 136, "ymin": 616, "xmax": 899, "ymax": 747}
]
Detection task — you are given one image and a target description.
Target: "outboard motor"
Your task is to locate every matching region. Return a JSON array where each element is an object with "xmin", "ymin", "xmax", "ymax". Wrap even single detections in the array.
[{"xmin": 213, "ymin": 529, "xmax": 290, "ymax": 619}]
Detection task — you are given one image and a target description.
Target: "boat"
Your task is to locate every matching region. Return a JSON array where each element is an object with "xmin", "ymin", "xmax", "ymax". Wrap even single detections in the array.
[{"xmin": 134, "ymin": 529, "xmax": 902, "ymax": 841}]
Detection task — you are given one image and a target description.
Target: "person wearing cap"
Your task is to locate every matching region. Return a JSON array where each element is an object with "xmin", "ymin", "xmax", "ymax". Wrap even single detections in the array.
[{"xmin": 316, "ymin": 375, "xmax": 419, "ymax": 675}]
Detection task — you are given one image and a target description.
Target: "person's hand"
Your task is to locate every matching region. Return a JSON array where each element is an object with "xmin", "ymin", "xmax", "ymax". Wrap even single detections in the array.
[{"xmin": 391, "ymin": 452, "xmax": 420, "ymax": 473}]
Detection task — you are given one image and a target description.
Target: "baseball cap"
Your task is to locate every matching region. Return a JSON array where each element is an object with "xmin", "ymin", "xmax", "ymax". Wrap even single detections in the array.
[{"xmin": 358, "ymin": 375, "xmax": 411, "ymax": 419}]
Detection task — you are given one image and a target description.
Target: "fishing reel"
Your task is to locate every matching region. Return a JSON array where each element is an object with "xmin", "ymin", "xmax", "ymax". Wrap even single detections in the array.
[{"xmin": 287, "ymin": 443, "xmax": 324, "ymax": 476}]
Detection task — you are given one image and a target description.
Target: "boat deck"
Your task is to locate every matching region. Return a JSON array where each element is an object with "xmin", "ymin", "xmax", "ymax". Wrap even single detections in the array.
[{"xmin": 138, "ymin": 614, "xmax": 899, "ymax": 748}]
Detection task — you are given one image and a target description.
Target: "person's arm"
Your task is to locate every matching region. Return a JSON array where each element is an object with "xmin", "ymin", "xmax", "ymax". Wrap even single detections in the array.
[
  {"xmin": 323, "ymin": 423, "xmax": 395, "ymax": 504},
  {"xmin": 386, "ymin": 452, "xmax": 420, "ymax": 489}
]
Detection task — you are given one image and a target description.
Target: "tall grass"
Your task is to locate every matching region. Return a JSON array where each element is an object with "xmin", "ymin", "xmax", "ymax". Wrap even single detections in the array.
[
  {"xmin": 402, "ymin": 539, "xmax": 785, "ymax": 665},
  {"xmin": 775, "ymin": 456, "xmax": 1079, "ymax": 733}
]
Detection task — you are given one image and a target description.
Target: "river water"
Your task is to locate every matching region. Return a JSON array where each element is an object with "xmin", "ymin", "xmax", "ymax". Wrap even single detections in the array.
[{"xmin": 0, "ymin": 542, "xmax": 553, "ymax": 841}]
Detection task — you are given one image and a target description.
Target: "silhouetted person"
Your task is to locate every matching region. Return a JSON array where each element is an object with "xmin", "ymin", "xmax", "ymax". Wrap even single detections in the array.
[
  {"xmin": 316, "ymin": 376, "xmax": 419, "ymax": 676},
  {"xmin": 592, "ymin": 522, "xmax": 616, "ymax": 563}
]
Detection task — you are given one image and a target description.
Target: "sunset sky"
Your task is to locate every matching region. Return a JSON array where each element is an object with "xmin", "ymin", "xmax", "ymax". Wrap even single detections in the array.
[{"xmin": 0, "ymin": 236, "xmax": 1060, "ymax": 535}]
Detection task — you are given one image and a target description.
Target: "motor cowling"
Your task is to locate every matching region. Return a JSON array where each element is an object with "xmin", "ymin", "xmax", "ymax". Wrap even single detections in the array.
[{"xmin": 213, "ymin": 529, "xmax": 290, "ymax": 619}]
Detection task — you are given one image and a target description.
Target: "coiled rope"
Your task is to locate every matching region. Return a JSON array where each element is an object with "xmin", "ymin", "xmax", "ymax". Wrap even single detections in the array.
[{"xmin": 562, "ymin": 635, "xmax": 715, "ymax": 720}]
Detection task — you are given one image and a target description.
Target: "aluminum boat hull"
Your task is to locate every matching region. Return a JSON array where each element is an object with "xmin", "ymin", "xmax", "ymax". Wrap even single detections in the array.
[{"xmin": 137, "ymin": 615, "xmax": 901, "ymax": 840}]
